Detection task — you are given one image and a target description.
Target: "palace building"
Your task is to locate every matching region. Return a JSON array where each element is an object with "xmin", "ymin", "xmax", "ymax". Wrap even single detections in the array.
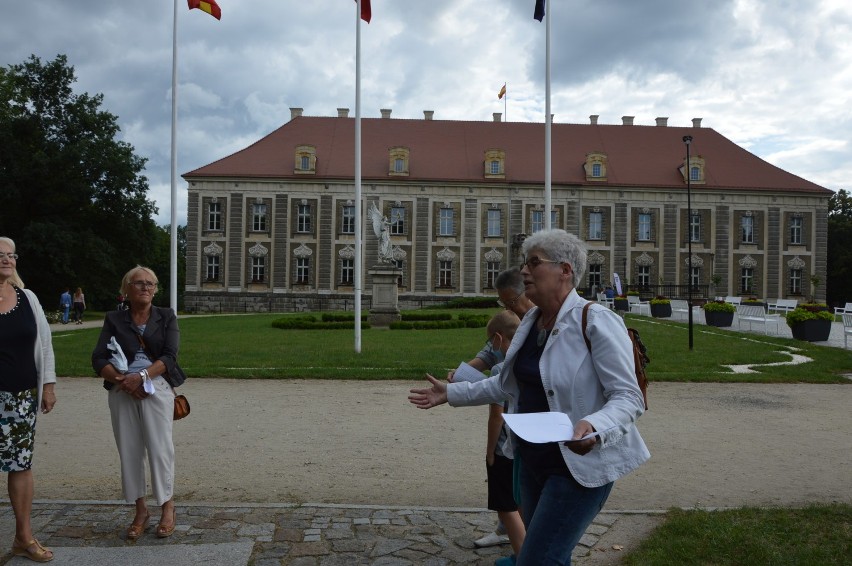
[{"xmin": 182, "ymin": 109, "xmax": 831, "ymax": 313}]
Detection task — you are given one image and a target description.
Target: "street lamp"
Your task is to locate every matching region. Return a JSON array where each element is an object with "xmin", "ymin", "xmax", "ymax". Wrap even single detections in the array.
[{"xmin": 683, "ymin": 135, "xmax": 694, "ymax": 350}]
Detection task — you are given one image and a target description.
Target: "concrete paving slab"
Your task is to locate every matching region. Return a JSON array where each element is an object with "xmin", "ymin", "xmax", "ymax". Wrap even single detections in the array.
[{"xmin": 7, "ymin": 541, "xmax": 252, "ymax": 566}]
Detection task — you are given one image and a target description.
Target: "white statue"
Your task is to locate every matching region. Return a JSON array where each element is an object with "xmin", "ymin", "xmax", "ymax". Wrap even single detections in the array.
[{"xmin": 368, "ymin": 202, "xmax": 393, "ymax": 263}]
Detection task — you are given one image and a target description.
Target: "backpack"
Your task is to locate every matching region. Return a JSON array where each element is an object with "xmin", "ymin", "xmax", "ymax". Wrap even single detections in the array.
[{"xmin": 581, "ymin": 303, "xmax": 650, "ymax": 410}]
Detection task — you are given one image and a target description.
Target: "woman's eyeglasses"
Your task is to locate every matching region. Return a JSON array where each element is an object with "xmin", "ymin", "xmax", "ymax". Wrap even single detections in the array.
[
  {"xmin": 131, "ymin": 281, "xmax": 157, "ymax": 290},
  {"xmin": 520, "ymin": 255, "xmax": 561, "ymax": 270},
  {"xmin": 497, "ymin": 292, "xmax": 524, "ymax": 309},
  {"xmin": 0, "ymin": 252, "xmax": 19, "ymax": 260}
]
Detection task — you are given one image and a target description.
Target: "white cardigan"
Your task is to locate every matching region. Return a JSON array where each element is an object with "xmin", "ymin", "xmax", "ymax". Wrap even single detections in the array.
[
  {"xmin": 22, "ymin": 288, "xmax": 57, "ymax": 410},
  {"xmin": 448, "ymin": 290, "xmax": 650, "ymax": 487}
]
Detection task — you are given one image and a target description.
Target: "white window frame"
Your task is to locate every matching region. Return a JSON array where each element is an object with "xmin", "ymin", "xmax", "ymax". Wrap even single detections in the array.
[
  {"xmin": 208, "ymin": 202, "xmax": 222, "ymax": 231},
  {"xmin": 394, "ymin": 158, "xmax": 405, "ymax": 173},
  {"xmin": 531, "ymin": 210, "xmax": 544, "ymax": 233},
  {"xmin": 741, "ymin": 216, "xmax": 754, "ymax": 243},
  {"xmin": 252, "ymin": 203, "xmax": 267, "ymax": 232},
  {"xmin": 690, "ymin": 265, "xmax": 701, "ymax": 288},
  {"xmin": 790, "ymin": 216, "xmax": 802, "ymax": 245},
  {"xmin": 297, "ymin": 203, "xmax": 311, "ymax": 233},
  {"xmin": 638, "ymin": 213, "xmax": 652, "ymax": 241},
  {"xmin": 790, "ymin": 268, "xmax": 802, "ymax": 295},
  {"xmin": 689, "ymin": 212, "xmax": 701, "ymax": 242},
  {"xmin": 487, "ymin": 209, "xmax": 501, "ymax": 237},
  {"xmin": 690, "ymin": 166, "xmax": 701, "ymax": 181},
  {"xmin": 340, "ymin": 258, "xmax": 354, "ymax": 285},
  {"xmin": 490, "ymin": 160, "xmax": 500, "ymax": 175},
  {"xmin": 592, "ymin": 163, "xmax": 602, "ymax": 177},
  {"xmin": 486, "ymin": 261, "xmax": 500, "ymax": 288},
  {"xmin": 589, "ymin": 212, "xmax": 602, "ymax": 240},
  {"xmin": 300, "ymin": 155, "xmax": 310, "ymax": 170},
  {"xmin": 206, "ymin": 255, "xmax": 220, "ymax": 281},
  {"xmin": 251, "ymin": 256, "xmax": 265, "ymax": 283},
  {"xmin": 637, "ymin": 265, "xmax": 650, "ymax": 287},
  {"xmin": 587, "ymin": 263, "xmax": 602, "ymax": 290},
  {"xmin": 438, "ymin": 260, "xmax": 452, "ymax": 287},
  {"xmin": 296, "ymin": 257, "xmax": 310, "ymax": 284},
  {"xmin": 342, "ymin": 205, "xmax": 355, "ymax": 234},
  {"xmin": 439, "ymin": 208, "xmax": 454, "ymax": 236},
  {"xmin": 741, "ymin": 267, "xmax": 754, "ymax": 294},
  {"xmin": 390, "ymin": 206, "xmax": 405, "ymax": 235}
]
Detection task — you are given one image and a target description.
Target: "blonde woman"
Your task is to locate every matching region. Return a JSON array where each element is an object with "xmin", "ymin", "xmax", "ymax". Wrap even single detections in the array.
[
  {"xmin": 0, "ymin": 236, "xmax": 57, "ymax": 562},
  {"xmin": 72, "ymin": 287, "xmax": 85, "ymax": 325}
]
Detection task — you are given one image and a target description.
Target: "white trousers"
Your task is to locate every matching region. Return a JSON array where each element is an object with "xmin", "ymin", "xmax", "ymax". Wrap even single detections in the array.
[{"xmin": 108, "ymin": 375, "xmax": 175, "ymax": 505}]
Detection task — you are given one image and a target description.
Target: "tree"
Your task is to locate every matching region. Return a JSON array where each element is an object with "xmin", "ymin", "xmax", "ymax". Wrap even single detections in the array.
[
  {"xmin": 0, "ymin": 55, "xmax": 160, "ymax": 309},
  {"xmin": 827, "ymin": 188, "xmax": 852, "ymax": 307}
]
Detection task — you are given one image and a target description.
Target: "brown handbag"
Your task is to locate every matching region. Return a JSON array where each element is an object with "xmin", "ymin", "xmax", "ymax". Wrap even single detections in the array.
[
  {"xmin": 136, "ymin": 334, "xmax": 190, "ymax": 421},
  {"xmin": 173, "ymin": 394, "xmax": 191, "ymax": 420}
]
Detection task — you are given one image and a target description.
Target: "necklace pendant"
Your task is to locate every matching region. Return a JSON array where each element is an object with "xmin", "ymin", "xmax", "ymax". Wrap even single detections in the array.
[{"xmin": 537, "ymin": 328, "xmax": 547, "ymax": 347}]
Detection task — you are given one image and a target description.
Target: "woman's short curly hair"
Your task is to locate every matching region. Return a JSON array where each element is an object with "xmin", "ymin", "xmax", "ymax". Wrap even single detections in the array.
[{"xmin": 521, "ymin": 229, "xmax": 587, "ymax": 288}]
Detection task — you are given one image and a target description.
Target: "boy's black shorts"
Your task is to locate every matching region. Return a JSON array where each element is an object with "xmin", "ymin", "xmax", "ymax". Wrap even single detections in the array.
[{"xmin": 486, "ymin": 453, "xmax": 518, "ymax": 512}]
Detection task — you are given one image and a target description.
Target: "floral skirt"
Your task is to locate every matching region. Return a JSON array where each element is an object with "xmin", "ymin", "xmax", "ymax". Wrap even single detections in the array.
[{"xmin": 0, "ymin": 388, "xmax": 37, "ymax": 472}]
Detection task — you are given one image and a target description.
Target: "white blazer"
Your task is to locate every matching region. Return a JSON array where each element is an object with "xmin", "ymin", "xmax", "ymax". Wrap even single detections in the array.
[
  {"xmin": 448, "ymin": 289, "xmax": 650, "ymax": 487},
  {"xmin": 23, "ymin": 288, "xmax": 57, "ymax": 410}
]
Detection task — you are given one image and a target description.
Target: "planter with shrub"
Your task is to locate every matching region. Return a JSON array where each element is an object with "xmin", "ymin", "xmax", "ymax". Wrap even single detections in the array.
[
  {"xmin": 649, "ymin": 296, "xmax": 672, "ymax": 318},
  {"xmin": 702, "ymin": 300, "xmax": 736, "ymax": 327},
  {"xmin": 786, "ymin": 306, "xmax": 834, "ymax": 342}
]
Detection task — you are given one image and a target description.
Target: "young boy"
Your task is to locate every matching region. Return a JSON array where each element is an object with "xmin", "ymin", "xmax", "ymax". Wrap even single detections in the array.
[{"xmin": 482, "ymin": 310, "xmax": 525, "ymax": 563}]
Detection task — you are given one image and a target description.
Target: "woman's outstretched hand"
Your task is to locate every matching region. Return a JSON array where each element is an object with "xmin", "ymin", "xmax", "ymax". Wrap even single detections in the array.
[{"xmin": 408, "ymin": 373, "xmax": 448, "ymax": 409}]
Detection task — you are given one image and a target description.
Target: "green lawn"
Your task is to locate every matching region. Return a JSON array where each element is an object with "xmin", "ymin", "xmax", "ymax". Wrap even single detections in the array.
[
  {"xmin": 51, "ymin": 311, "xmax": 852, "ymax": 382},
  {"xmin": 624, "ymin": 504, "xmax": 852, "ymax": 565}
]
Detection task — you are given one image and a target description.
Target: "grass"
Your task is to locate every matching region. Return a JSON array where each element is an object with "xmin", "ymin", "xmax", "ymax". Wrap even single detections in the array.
[
  {"xmin": 50, "ymin": 311, "xmax": 852, "ymax": 382},
  {"xmin": 624, "ymin": 504, "xmax": 852, "ymax": 565}
]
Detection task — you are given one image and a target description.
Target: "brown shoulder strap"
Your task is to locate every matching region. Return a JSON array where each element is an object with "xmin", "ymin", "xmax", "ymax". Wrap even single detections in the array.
[{"xmin": 582, "ymin": 302, "xmax": 592, "ymax": 352}]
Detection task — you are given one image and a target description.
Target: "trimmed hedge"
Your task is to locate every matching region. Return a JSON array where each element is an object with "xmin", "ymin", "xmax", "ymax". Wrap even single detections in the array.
[
  {"xmin": 426, "ymin": 296, "xmax": 499, "ymax": 309},
  {"xmin": 389, "ymin": 320, "xmax": 467, "ymax": 330},
  {"xmin": 401, "ymin": 312, "xmax": 453, "ymax": 321},
  {"xmin": 272, "ymin": 316, "xmax": 371, "ymax": 330},
  {"xmin": 321, "ymin": 313, "xmax": 368, "ymax": 322}
]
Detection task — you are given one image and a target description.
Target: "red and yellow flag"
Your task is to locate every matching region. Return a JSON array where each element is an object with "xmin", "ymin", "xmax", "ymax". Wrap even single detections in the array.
[
  {"xmin": 498, "ymin": 84, "xmax": 507, "ymax": 100},
  {"xmin": 188, "ymin": 0, "xmax": 221, "ymax": 20}
]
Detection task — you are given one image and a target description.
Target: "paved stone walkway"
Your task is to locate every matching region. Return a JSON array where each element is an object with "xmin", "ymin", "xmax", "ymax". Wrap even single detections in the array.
[{"xmin": 1, "ymin": 501, "xmax": 633, "ymax": 565}]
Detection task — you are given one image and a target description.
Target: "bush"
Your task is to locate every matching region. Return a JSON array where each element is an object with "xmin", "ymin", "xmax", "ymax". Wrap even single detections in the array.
[
  {"xmin": 321, "ymin": 313, "xmax": 368, "ymax": 322},
  {"xmin": 44, "ymin": 310, "xmax": 63, "ymax": 324},
  {"xmin": 650, "ymin": 296, "xmax": 670, "ymax": 305},
  {"xmin": 426, "ymin": 297, "xmax": 499, "ymax": 309},
  {"xmin": 389, "ymin": 320, "xmax": 467, "ymax": 330},
  {"xmin": 272, "ymin": 316, "xmax": 371, "ymax": 330},
  {"xmin": 703, "ymin": 300, "xmax": 736, "ymax": 313},
  {"xmin": 785, "ymin": 307, "xmax": 834, "ymax": 326},
  {"xmin": 400, "ymin": 312, "xmax": 452, "ymax": 321}
]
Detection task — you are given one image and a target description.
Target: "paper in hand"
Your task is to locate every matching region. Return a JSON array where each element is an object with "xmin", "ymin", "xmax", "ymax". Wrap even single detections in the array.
[
  {"xmin": 452, "ymin": 361, "xmax": 488, "ymax": 383},
  {"xmin": 107, "ymin": 337, "xmax": 128, "ymax": 373},
  {"xmin": 502, "ymin": 412, "xmax": 602, "ymax": 444}
]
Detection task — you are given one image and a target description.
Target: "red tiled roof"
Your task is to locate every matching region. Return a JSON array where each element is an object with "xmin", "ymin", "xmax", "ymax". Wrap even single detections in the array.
[{"xmin": 183, "ymin": 116, "xmax": 830, "ymax": 194}]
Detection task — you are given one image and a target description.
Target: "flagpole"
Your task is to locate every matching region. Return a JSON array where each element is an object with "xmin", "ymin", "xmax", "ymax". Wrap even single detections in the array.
[
  {"xmin": 504, "ymin": 81, "xmax": 507, "ymax": 122},
  {"xmin": 169, "ymin": 0, "xmax": 179, "ymax": 313},
  {"xmin": 354, "ymin": 0, "xmax": 363, "ymax": 353},
  {"xmin": 544, "ymin": 3, "xmax": 552, "ymax": 230}
]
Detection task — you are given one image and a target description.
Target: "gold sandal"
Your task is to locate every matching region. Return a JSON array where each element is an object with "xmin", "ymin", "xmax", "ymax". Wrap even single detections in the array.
[
  {"xmin": 156, "ymin": 507, "xmax": 176, "ymax": 538},
  {"xmin": 12, "ymin": 538, "xmax": 54, "ymax": 562},
  {"xmin": 126, "ymin": 512, "xmax": 150, "ymax": 540}
]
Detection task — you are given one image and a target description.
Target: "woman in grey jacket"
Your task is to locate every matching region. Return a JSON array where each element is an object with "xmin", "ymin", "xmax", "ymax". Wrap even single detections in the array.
[
  {"xmin": 92, "ymin": 266, "xmax": 181, "ymax": 541},
  {"xmin": 410, "ymin": 229, "xmax": 649, "ymax": 565}
]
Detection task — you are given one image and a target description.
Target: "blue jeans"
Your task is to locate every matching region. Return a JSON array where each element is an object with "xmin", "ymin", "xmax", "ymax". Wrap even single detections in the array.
[
  {"xmin": 517, "ymin": 464, "xmax": 613, "ymax": 565},
  {"xmin": 62, "ymin": 305, "xmax": 70, "ymax": 323}
]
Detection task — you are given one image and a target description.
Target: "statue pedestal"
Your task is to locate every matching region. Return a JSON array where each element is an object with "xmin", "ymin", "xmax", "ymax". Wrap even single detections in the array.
[{"xmin": 368, "ymin": 266, "xmax": 401, "ymax": 327}]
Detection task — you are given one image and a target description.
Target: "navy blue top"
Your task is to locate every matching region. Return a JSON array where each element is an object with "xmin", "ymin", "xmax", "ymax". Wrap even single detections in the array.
[
  {"xmin": 0, "ymin": 287, "xmax": 38, "ymax": 392},
  {"xmin": 513, "ymin": 314, "xmax": 570, "ymax": 478}
]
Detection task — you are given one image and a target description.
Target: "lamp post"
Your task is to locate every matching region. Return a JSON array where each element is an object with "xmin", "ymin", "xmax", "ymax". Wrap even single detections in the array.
[{"xmin": 683, "ymin": 135, "xmax": 694, "ymax": 350}]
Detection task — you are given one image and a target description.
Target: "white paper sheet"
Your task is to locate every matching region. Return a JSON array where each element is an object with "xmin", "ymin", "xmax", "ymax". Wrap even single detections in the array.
[
  {"xmin": 452, "ymin": 361, "xmax": 487, "ymax": 383},
  {"xmin": 502, "ymin": 412, "xmax": 602, "ymax": 444}
]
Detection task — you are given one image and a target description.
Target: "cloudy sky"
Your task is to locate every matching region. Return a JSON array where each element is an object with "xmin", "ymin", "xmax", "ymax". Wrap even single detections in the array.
[{"xmin": 2, "ymin": 0, "xmax": 850, "ymax": 226}]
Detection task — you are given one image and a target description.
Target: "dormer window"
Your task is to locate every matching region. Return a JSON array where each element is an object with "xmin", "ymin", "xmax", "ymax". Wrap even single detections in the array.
[
  {"xmin": 388, "ymin": 146, "xmax": 410, "ymax": 176},
  {"xmin": 584, "ymin": 152, "xmax": 608, "ymax": 181},
  {"xmin": 294, "ymin": 145, "xmax": 317, "ymax": 174},
  {"xmin": 484, "ymin": 149, "xmax": 505, "ymax": 179},
  {"xmin": 680, "ymin": 155, "xmax": 706, "ymax": 184}
]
